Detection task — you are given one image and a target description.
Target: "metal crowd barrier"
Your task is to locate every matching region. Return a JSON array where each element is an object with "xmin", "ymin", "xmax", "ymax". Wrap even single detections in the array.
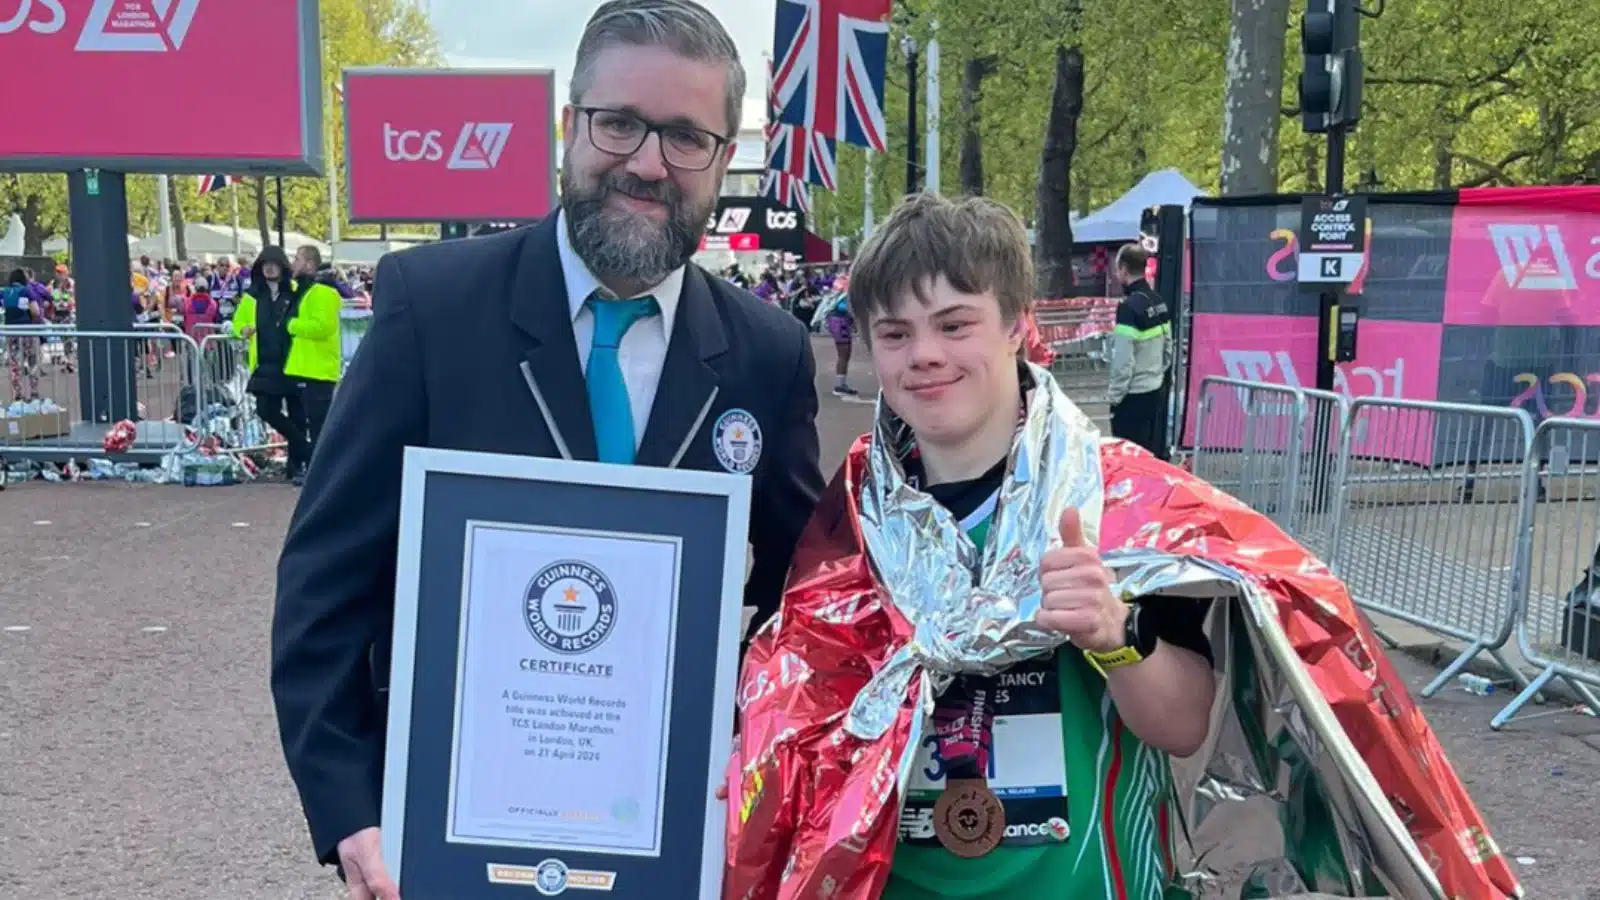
[
  {"xmin": 1188, "ymin": 376, "xmax": 1351, "ymax": 563},
  {"xmin": 195, "ymin": 333, "xmax": 285, "ymax": 454},
  {"xmin": 1, "ymin": 325, "xmax": 202, "ymax": 460},
  {"xmin": 1492, "ymin": 417, "xmax": 1600, "ymax": 728},
  {"xmin": 1190, "ymin": 376, "xmax": 1307, "ymax": 528},
  {"xmin": 1326, "ymin": 397, "xmax": 1537, "ymax": 702},
  {"xmin": 1035, "ymin": 298, "xmax": 1115, "ymax": 371},
  {"xmin": 1184, "ymin": 379, "xmax": 1600, "ymax": 727},
  {"xmin": 1, "ymin": 324, "xmax": 290, "ymax": 467}
]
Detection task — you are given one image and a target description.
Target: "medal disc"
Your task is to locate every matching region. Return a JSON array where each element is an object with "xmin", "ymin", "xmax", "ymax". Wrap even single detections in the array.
[{"xmin": 932, "ymin": 779, "xmax": 1006, "ymax": 858}]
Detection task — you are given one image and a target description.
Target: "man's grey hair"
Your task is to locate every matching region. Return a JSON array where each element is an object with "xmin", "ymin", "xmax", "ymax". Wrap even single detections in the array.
[{"xmin": 570, "ymin": 0, "xmax": 746, "ymax": 136}]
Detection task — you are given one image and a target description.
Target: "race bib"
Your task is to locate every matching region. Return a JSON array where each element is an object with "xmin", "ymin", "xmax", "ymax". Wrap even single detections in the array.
[{"xmin": 899, "ymin": 656, "xmax": 1070, "ymax": 848}]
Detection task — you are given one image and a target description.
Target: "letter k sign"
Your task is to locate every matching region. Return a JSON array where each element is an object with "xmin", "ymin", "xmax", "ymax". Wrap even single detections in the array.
[{"xmin": 77, "ymin": 0, "xmax": 201, "ymax": 52}]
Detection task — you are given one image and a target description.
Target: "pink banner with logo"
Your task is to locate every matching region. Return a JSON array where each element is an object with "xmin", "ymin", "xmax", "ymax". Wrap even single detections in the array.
[
  {"xmin": 0, "ymin": 0, "xmax": 321, "ymax": 174},
  {"xmin": 343, "ymin": 68, "xmax": 557, "ymax": 223},
  {"xmin": 1445, "ymin": 207, "xmax": 1600, "ymax": 326},
  {"xmin": 1184, "ymin": 313, "xmax": 1443, "ymax": 465}
]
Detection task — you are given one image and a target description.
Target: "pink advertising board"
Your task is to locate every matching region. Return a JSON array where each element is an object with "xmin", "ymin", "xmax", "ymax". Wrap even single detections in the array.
[
  {"xmin": 0, "ymin": 0, "xmax": 323, "ymax": 175},
  {"xmin": 1444, "ymin": 206, "xmax": 1600, "ymax": 327},
  {"xmin": 1184, "ymin": 313, "xmax": 1443, "ymax": 465},
  {"xmin": 343, "ymin": 68, "xmax": 557, "ymax": 224}
]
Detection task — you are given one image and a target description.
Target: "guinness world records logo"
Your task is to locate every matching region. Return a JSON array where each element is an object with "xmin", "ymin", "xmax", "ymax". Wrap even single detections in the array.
[{"xmin": 524, "ymin": 560, "xmax": 618, "ymax": 655}]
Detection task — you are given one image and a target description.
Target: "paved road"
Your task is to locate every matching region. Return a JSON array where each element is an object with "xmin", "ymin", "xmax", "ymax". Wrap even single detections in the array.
[{"xmin": 1, "ymin": 336, "xmax": 1595, "ymax": 899}]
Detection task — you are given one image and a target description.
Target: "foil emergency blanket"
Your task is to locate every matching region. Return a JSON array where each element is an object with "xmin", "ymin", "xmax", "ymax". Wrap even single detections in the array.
[{"xmin": 724, "ymin": 363, "xmax": 1522, "ymax": 900}]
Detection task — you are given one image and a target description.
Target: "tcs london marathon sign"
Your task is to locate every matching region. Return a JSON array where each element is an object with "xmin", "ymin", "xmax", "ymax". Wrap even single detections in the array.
[
  {"xmin": 342, "ymin": 67, "xmax": 557, "ymax": 224},
  {"xmin": 699, "ymin": 197, "xmax": 806, "ymax": 255},
  {"xmin": 1, "ymin": 0, "xmax": 324, "ymax": 174}
]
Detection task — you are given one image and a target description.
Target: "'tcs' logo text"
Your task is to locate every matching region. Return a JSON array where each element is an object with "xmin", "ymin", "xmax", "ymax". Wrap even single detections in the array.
[
  {"xmin": 382, "ymin": 122, "xmax": 514, "ymax": 169},
  {"xmin": 0, "ymin": 0, "xmax": 65, "ymax": 35},
  {"xmin": 383, "ymin": 123, "xmax": 445, "ymax": 162}
]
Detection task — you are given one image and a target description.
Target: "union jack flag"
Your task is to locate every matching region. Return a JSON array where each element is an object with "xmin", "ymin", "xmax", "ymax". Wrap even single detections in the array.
[
  {"xmin": 764, "ymin": 60, "xmax": 837, "ymax": 190},
  {"xmin": 771, "ymin": 0, "xmax": 891, "ymax": 152},
  {"xmin": 759, "ymin": 170, "xmax": 811, "ymax": 215},
  {"xmin": 197, "ymin": 174, "xmax": 238, "ymax": 195}
]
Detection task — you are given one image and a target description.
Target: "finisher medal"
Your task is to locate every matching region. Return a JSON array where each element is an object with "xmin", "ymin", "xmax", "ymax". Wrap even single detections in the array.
[
  {"xmin": 931, "ymin": 682, "xmax": 1005, "ymax": 858},
  {"xmin": 933, "ymin": 778, "xmax": 1006, "ymax": 857}
]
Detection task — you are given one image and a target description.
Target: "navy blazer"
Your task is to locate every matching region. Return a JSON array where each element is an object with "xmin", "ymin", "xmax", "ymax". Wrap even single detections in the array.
[{"xmin": 270, "ymin": 216, "xmax": 824, "ymax": 864}]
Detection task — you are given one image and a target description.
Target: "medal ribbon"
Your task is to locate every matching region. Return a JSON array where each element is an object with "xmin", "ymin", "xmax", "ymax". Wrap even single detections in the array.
[{"xmin": 935, "ymin": 682, "xmax": 994, "ymax": 780}]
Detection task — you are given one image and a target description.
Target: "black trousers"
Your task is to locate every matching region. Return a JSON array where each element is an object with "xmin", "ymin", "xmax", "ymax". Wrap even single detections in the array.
[
  {"xmin": 1111, "ymin": 388, "xmax": 1170, "ymax": 461},
  {"xmin": 299, "ymin": 379, "xmax": 336, "ymax": 465},
  {"xmin": 254, "ymin": 390, "xmax": 310, "ymax": 471}
]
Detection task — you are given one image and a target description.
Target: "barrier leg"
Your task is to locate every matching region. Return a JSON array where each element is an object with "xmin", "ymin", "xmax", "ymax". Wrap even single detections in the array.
[
  {"xmin": 1421, "ymin": 641, "xmax": 1488, "ymax": 698},
  {"xmin": 1491, "ymin": 666, "xmax": 1556, "ymax": 731},
  {"xmin": 1372, "ymin": 626, "xmax": 1401, "ymax": 650},
  {"xmin": 1561, "ymin": 676, "xmax": 1600, "ymax": 717},
  {"xmin": 1489, "ymin": 646, "xmax": 1543, "ymax": 704}
]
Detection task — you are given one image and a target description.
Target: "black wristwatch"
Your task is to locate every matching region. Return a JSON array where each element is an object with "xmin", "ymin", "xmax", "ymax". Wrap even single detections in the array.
[{"xmin": 1084, "ymin": 601, "xmax": 1158, "ymax": 674}]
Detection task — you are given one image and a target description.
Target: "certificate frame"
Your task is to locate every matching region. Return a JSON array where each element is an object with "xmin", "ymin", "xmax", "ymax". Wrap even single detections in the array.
[{"xmin": 381, "ymin": 447, "xmax": 752, "ymax": 899}]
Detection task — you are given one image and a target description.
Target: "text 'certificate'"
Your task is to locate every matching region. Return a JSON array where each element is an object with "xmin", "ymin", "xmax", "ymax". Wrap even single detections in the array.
[{"xmin": 446, "ymin": 522, "xmax": 682, "ymax": 856}]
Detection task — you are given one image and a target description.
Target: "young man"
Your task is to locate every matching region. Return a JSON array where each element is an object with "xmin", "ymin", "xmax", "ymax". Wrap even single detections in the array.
[{"xmin": 725, "ymin": 194, "xmax": 1521, "ymax": 900}]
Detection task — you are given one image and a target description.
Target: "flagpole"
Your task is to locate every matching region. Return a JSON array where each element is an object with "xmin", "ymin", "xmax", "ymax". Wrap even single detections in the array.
[
  {"xmin": 924, "ymin": 25, "xmax": 941, "ymax": 193},
  {"xmin": 326, "ymin": 71, "xmax": 342, "ymax": 248},
  {"xmin": 157, "ymin": 173, "xmax": 175, "ymax": 261},
  {"xmin": 230, "ymin": 183, "xmax": 241, "ymax": 256},
  {"xmin": 862, "ymin": 151, "xmax": 875, "ymax": 238}
]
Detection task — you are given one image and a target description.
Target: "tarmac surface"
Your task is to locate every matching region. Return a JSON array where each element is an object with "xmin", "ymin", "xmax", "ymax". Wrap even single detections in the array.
[{"xmin": 1, "ymin": 336, "xmax": 1597, "ymax": 899}]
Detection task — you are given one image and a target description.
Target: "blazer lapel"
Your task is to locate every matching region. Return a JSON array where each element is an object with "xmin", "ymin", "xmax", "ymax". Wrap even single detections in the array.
[
  {"xmin": 509, "ymin": 217, "xmax": 599, "ymax": 462},
  {"xmin": 636, "ymin": 266, "xmax": 727, "ymax": 468}
]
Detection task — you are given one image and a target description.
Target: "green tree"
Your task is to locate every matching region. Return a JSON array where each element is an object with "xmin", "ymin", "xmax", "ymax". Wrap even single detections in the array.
[
  {"xmin": 0, "ymin": 174, "xmax": 69, "ymax": 256},
  {"xmin": 811, "ymin": 0, "xmax": 1600, "ymax": 256},
  {"xmin": 177, "ymin": 0, "xmax": 442, "ymax": 245}
]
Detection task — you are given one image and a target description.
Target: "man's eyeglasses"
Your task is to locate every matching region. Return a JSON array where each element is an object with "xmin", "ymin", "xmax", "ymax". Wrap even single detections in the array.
[{"xmin": 574, "ymin": 106, "xmax": 728, "ymax": 172}]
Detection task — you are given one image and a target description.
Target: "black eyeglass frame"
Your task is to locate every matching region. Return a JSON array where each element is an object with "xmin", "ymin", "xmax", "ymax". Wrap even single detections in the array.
[{"xmin": 571, "ymin": 105, "xmax": 732, "ymax": 172}]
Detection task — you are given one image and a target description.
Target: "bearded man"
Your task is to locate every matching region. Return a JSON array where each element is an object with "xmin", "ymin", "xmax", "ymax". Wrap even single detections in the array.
[
  {"xmin": 270, "ymin": 3, "xmax": 824, "ymax": 897},
  {"xmin": 725, "ymin": 194, "xmax": 1522, "ymax": 900}
]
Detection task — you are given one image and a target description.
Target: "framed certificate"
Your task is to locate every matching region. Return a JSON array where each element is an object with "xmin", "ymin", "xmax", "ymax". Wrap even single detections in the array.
[{"xmin": 381, "ymin": 447, "xmax": 752, "ymax": 899}]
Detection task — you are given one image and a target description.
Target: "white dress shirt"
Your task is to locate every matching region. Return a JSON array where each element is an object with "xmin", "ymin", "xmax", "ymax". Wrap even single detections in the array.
[{"xmin": 555, "ymin": 209, "xmax": 686, "ymax": 449}]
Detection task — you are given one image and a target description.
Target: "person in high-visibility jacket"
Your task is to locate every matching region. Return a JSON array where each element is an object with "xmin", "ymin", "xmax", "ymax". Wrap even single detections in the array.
[
  {"xmin": 287, "ymin": 245, "xmax": 344, "ymax": 479},
  {"xmin": 1106, "ymin": 243, "xmax": 1173, "ymax": 460},
  {"xmin": 232, "ymin": 245, "xmax": 343, "ymax": 484}
]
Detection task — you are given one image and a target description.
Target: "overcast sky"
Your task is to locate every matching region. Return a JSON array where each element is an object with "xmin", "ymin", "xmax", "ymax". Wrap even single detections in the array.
[{"xmin": 424, "ymin": 0, "xmax": 776, "ymax": 131}]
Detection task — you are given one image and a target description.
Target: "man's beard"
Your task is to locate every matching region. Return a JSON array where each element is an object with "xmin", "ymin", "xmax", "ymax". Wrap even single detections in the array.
[{"xmin": 562, "ymin": 167, "xmax": 713, "ymax": 286}]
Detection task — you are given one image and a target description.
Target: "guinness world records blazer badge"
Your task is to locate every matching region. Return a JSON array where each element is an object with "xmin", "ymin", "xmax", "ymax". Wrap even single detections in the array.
[{"xmin": 381, "ymin": 447, "xmax": 752, "ymax": 899}]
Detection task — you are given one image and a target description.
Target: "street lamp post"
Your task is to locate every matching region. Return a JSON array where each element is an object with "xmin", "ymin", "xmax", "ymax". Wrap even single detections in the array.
[{"xmin": 902, "ymin": 34, "xmax": 921, "ymax": 196}]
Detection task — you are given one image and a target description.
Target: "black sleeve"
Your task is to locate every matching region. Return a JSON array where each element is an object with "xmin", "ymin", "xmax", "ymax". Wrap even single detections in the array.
[
  {"xmin": 1114, "ymin": 296, "xmax": 1141, "ymax": 329},
  {"xmin": 270, "ymin": 253, "xmax": 429, "ymax": 865},
  {"xmin": 1144, "ymin": 597, "xmax": 1214, "ymax": 666},
  {"xmin": 743, "ymin": 324, "xmax": 825, "ymax": 639}
]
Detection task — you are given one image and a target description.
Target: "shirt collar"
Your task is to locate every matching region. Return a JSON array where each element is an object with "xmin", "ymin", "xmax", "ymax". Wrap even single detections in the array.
[{"xmin": 556, "ymin": 209, "xmax": 683, "ymax": 338}]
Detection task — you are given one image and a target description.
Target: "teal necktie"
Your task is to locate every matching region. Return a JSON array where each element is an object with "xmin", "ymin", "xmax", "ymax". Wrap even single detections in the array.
[{"xmin": 585, "ymin": 293, "xmax": 660, "ymax": 464}]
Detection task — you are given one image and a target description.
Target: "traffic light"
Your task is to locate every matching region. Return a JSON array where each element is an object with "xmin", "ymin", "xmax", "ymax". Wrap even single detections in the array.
[{"xmin": 1299, "ymin": 0, "xmax": 1364, "ymax": 134}]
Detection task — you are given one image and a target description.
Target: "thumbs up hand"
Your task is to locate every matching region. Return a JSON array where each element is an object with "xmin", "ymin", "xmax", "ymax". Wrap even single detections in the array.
[{"xmin": 1037, "ymin": 507, "xmax": 1127, "ymax": 653}]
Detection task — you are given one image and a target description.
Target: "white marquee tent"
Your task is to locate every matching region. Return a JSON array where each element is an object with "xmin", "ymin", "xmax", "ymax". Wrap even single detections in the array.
[
  {"xmin": 0, "ymin": 214, "xmax": 25, "ymax": 255},
  {"xmin": 1071, "ymin": 168, "xmax": 1209, "ymax": 244}
]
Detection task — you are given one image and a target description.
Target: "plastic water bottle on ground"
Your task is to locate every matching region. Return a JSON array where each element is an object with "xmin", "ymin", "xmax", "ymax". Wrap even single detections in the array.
[{"xmin": 1457, "ymin": 673, "xmax": 1496, "ymax": 696}]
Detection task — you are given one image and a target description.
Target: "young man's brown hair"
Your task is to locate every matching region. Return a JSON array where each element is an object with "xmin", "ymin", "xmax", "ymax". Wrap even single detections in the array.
[{"xmin": 847, "ymin": 193, "xmax": 1034, "ymax": 334}]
